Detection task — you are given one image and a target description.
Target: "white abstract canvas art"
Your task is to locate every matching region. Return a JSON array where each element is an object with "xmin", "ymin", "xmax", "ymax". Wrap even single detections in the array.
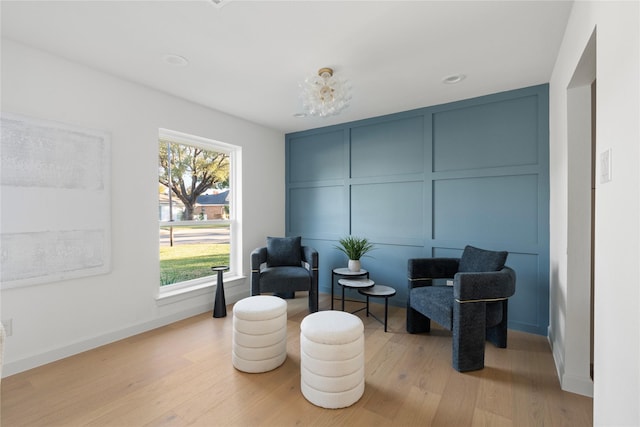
[{"xmin": 0, "ymin": 113, "xmax": 111, "ymax": 288}]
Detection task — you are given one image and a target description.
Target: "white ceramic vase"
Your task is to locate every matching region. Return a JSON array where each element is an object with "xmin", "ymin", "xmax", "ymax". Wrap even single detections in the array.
[{"xmin": 348, "ymin": 259, "xmax": 361, "ymax": 272}]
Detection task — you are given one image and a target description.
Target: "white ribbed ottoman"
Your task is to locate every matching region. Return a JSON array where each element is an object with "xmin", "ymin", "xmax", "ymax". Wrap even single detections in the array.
[
  {"xmin": 232, "ymin": 295, "xmax": 287, "ymax": 373},
  {"xmin": 300, "ymin": 310, "xmax": 365, "ymax": 409}
]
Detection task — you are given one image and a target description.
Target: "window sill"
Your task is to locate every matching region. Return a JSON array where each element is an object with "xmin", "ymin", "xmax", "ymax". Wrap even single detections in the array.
[{"xmin": 156, "ymin": 274, "xmax": 245, "ymax": 306}]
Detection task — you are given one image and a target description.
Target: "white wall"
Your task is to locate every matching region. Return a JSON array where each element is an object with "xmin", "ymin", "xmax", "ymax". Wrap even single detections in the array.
[
  {"xmin": 549, "ymin": 1, "xmax": 640, "ymax": 425},
  {"xmin": 0, "ymin": 39, "xmax": 285, "ymax": 376}
]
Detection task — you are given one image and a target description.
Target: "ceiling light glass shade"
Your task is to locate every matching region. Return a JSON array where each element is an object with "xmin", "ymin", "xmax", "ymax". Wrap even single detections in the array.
[{"xmin": 299, "ymin": 67, "xmax": 351, "ymax": 117}]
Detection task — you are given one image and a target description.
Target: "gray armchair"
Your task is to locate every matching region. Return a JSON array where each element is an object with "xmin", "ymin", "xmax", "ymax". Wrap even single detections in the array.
[
  {"xmin": 407, "ymin": 245, "xmax": 516, "ymax": 372},
  {"xmin": 251, "ymin": 236, "xmax": 319, "ymax": 313}
]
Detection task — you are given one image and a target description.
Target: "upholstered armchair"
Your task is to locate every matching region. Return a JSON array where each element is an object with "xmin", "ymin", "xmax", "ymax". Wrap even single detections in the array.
[
  {"xmin": 251, "ymin": 236, "xmax": 319, "ymax": 313},
  {"xmin": 407, "ymin": 245, "xmax": 516, "ymax": 372}
]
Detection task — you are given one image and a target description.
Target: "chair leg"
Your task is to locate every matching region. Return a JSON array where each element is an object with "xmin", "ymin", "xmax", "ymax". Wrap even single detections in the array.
[
  {"xmin": 453, "ymin": 301, "xmax": 486, "ymax": 372},
  {"xmin": 486, "ymin": 301, "xmax": 509, "ymax": 348},
  {"xmin": 406, "ymin": 303, "xmax": 431, "ymax": 334},
  {"xmin": 308, "ymin": 288, "xmax": 318, "ymax": 313}
]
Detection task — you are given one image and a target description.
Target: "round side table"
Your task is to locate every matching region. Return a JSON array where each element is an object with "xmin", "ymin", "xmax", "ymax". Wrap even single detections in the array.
[
  {"xmin": 358, "ymin": 285, "xmax": 396, "ymax": 332},
  {"xmin": 337, "ymin": 278, "xmax": 374, "ymax": 312},
  {"xmin": 331, "ymin": 268, "xmax": 369, "ymax": 310}
]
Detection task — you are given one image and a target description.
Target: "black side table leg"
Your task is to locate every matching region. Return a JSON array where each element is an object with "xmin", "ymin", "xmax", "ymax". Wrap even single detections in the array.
[
  {"xmin": 331, "ymin": 271, "xmax": 335, "ymax": 310},
  {"xmin": 384, "ymin": 297, "xmax": 389, "ymax": 332}
]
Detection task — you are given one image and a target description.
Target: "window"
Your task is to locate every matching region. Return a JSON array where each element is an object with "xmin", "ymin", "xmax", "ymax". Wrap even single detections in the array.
[{"xmin": 158, "ymin": 128, "xmax": 241, "ymax": 295}]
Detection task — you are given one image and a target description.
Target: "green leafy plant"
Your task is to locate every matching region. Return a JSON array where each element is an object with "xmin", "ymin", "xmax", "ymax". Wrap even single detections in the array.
[{"xmin": 334, "ymin": 236, "xmax": 375, "ymax": 260}]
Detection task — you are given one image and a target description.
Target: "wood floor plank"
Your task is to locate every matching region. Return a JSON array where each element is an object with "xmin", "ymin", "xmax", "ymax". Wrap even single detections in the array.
[
  {"xmin": 475, "ymin": 342, "xmax": 514, "ymax": 420},
  {"xmin": 471, "ymin": 408, "xmax": 514, "ymax": 427},
  {"xmin": 430, "ymin": 370, "xmax": 480, "ymax": 427},
  {"xmin": 143, "ymin": 410, "xmax": 186, "ymax": 427},
  {"xmin": 509, "ymin": 332, "xmax": 557, "ymax": 427},
  {"xmin": 392, "ymin": 385, "xmax": 441, "ymax": 426},
  {"xmin": 361, "ymin": 330, "xmax": 412, "ymax": 421},
  {"xmin": 1, "ymin": 293, "xmax": 592, "ymax": 426}
]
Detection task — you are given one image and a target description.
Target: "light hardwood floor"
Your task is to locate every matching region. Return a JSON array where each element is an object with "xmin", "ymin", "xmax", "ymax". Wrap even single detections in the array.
[{"xmin": 1, "ymin": 293, "xmax": 592, "ymax": 426}]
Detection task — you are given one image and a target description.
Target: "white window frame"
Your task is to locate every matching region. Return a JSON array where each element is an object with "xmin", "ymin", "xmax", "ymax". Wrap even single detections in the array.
[{"xmin": 157, "ymin": 128, "xmax": 242, "ymax": 299}]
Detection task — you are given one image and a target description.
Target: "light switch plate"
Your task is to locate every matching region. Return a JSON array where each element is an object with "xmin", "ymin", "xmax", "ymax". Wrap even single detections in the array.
[{"xmin": 600, "ymin": 148, "xmax": 612, "ymax": 184}]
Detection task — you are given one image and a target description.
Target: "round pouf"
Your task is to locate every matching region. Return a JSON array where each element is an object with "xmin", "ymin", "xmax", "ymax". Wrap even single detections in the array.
[
  {"xmin": 232, "ymin": 295, "xmax": 287, "ymax": 373},
  {"xmin": 300, "ymin": 310, "xmax": 365, "ymax": 409}
]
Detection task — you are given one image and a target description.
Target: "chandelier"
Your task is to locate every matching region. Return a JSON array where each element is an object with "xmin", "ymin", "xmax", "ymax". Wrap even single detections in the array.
[{"xmin": 299, "ymin": 67, "xmax": 351, "ymax": 117}]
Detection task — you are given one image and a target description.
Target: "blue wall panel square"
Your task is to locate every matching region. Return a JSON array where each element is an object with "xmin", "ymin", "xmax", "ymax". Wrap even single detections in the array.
[
  {"xmin": 351, "ymin": 181, "xmax": 424, "ymax": 244},
  {"xmin": 289, "ymin": 186, "xmax": 345, "ymax": 238},
  {"xmin": 289, "ymin": 130, "xmax": 344, "ymax": 183},
  {"xmin": 433, "ymin": 95, "xmax": 539, "ymax": 172},
  {"xmin": 433, "ymin": 175, "xmax": 538, "ymax": 244},
  {"xmin": 351, "ymin": 116, "xmax": 424, "ymax": 178}
]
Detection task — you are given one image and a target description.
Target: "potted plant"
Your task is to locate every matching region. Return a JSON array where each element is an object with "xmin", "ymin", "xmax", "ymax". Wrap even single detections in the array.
[{"xmin": 335, "ymin": 236, "xmax": 375, "ymax": 272}]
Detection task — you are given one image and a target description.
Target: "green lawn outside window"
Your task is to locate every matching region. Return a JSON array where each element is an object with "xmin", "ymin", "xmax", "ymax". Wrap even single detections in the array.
[{"xmin": 160, "ymin": 243, "xmax": 230, "ymax": 286}]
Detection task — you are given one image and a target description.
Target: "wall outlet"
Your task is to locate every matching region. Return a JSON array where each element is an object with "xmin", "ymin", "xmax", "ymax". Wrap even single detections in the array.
[{"xmin": 2, "ymin": 318, "xmax": 13, "ymax": 336}]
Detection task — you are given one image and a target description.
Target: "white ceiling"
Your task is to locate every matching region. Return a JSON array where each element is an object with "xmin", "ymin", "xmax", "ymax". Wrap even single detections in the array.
[{"xmin": 1, "ymin": 0, "xmax": 573, "ymax": 134}]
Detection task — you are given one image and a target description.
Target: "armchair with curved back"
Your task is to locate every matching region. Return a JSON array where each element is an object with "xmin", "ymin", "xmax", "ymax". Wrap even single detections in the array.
[
  {"xmin": 251, "ymin": 236, "xmax": 319, "ymax": 313},
  {"xmin": 407, "ymin": 245, "xmax": 516, "ymax": 372}
]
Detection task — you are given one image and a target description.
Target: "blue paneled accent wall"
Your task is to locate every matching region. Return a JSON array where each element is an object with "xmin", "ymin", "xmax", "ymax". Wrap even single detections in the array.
[{"xmin": 286, "ymin": 84, "xmax": 549, "ymax": 335}]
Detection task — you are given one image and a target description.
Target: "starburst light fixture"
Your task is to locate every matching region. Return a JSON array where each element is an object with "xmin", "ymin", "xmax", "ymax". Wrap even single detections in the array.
[{"xmin": 299, "ymin": 67, "xmax": 351, "ymax": 117}]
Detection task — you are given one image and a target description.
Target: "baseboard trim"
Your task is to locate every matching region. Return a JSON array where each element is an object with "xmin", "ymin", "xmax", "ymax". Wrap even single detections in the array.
[
  {"xmin": 3, "ymin": 287, "xmax": 249, "ymax": 378},
  {"xmin": 548, "ymin": 325, "xmax": 594, "ymax": 397},
  {"xmin": 2, "ymin": 305, "xmax": 208, "ymax": 377},
  {"xmin": 561, "ymin": 372, "xmax": 594, "ymax": 397},
  {"xmin": 548, "ymin": 325, "xmax": 565, "ymax": 383}
]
